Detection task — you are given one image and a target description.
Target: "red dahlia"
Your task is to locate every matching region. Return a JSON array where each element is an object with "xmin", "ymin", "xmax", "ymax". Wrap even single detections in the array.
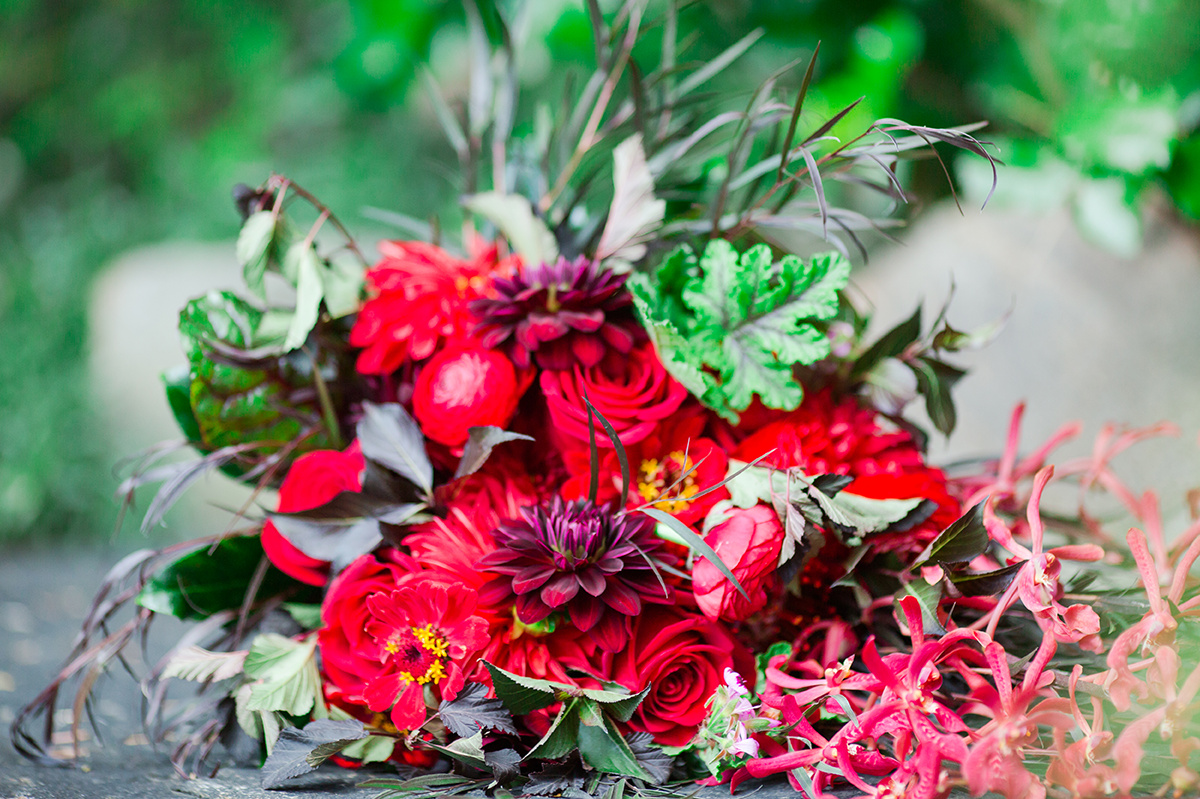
[
  {"xmin": 476, "ymin": 497, "xmax": 675, "ymax": 652},
  {"xmin": 471, "ymin": 256, "xmax": 641, "ymax": 370}
]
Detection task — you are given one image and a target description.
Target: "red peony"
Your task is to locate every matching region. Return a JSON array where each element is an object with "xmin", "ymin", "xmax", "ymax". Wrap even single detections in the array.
[
  {"xmin": 350, "ymin": 240, "xmax": 516, "ymax": 375},
  {"xmin": 412, "ymin": 344, "xmax": 526, "ymax": 447},
  {"xmin": 693, "ymin": 504, "xmax": 784, "ymax": 623},
  {"xmin": 261, "ymin": 441, "xmax": 365, "ymax": 586},
  {"xmin": 539, "ymin": 343, "xmax": 689, "ymax": 452},
  {"xmin": 731, "ymin": 389, "xmax": 960, "ymax": 555},
  {"xmin": 318, "ymin": 548, "xmax": 425, "ymax": 709},
  {"xmin": 361, "ymin": 578, "xmax": 490, "ymax": 731},
  {"xmin": 561, "ymin": 410, "xmax": 728, "ymax": 526},
  {"xmin": 608, "ymin": 606, "xmax": 756, "ymax": 747}
]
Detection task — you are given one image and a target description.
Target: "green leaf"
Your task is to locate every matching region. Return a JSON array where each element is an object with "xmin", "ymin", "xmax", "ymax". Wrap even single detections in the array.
[
  {"xmin": 577, "ymin": 715, "xmax": 652, "ymax": 781},
  {"xmin": 281, "ymin": 602, "xmax": 323, "ymax": 629},
  {"xmin": 161, "ymin": 364, "xmax": 203, "ymax": 443},
  {"xmin": 136, "ymin": 536, "xmax": 310, "ymax": 620},
  {"xmin": 911, "ymin": 356, "xmax": 965, "ymax": 437},
  {"xmin": 525, "ymin": 699, "xmax": 582, "ymax": 761},
  {"xmin": 900, "ymin": 579, "xmax": 947, "ymax": 637},
  {"xmin": 853, "ymin": 307, "xmax": 921, "ymax": 377},
  {"xmin": 237, "ymin": 210, "xmax": 277, "ymax": 298},
  {"xmin": 283, "ymin": 242, "xmax": 324, "ymax": 352},
  {"xmin": 948, "ymin": 560, "xmax": 1025, "ymax": 597},
  {"xmin": 483, "ymin": 662, "xmax": 559, "ymax": 715},
  {"xmin": 635, "ymin": 241, "xmax": 850, "ymax": 420},
  {"xmin": 463, "ymin": 192, "xmax": 558, "ymax": 267},
  {"xmin": 244, "ymin": 633, "xmax": 322, "ymax": 716},
  {"xmin": 339, "ymin": 734, "xmax": 396, "ymax": 764},
  {"xmin": 913, "ymin": 501, "xmax": 988, "ymax": 568},
  {"xmin": 427, "ymin": 730, "xmax": 489, "ymax": 771},
  {"xmin": 160, "ymin": 646, "xmax": 247, "ymax": 683},
  {"xmin": 579, "ymin": 683, "xmax": 650, "ymax": 723}
]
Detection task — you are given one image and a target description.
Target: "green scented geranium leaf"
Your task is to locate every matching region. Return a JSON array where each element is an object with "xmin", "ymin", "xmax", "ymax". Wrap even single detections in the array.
[
  {"xmin": 137, "ymin": 536, "xmax": 312, "ymax": 620},
  {"xmin": 339, "ymin": 734, "xmax": 396, "ymax": 765},
  {"xmin": 631, "ymin": 240, "xmax": 850, "ymax": 421}
]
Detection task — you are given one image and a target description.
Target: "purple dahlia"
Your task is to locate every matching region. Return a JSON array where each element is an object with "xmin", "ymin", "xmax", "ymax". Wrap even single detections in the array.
[
  {"xmin": 470, "ymin": 256, "xmax": 642, "ymax": 370},
  {"xmin": 476, "ymin": 497, "xmax": 674, "ymax": 651}
]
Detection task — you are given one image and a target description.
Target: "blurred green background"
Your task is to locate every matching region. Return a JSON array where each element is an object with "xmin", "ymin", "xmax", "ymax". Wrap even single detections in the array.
[{"xmin": 1, "ymin": 0, "xmax": 1197, "ymax": 547}]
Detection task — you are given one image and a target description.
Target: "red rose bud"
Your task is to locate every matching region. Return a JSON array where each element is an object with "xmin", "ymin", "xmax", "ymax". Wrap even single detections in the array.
[
  {"xmin": 412, "ymin": 345, "xmax": 525, "ymax": 447},
  {"xmin": 539, "ymin": 342, "xmax": 688, "ymax": 451},
  {"xmin": 693, "ymin": 504, "xmax": 784, "ymax": 623},
  {"xmin": 261, "ymin": 442, "xmax": 365, "ymax": 586}
]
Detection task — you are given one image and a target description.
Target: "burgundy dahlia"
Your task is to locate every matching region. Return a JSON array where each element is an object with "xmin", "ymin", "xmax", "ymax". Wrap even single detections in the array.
[
  {"xmin": 476, "ymin": 497, "xmax": 674, "ymax": 651},
  {"xmin": 471, "ymin": 256, "xmax": 641, "ymax": 370}
]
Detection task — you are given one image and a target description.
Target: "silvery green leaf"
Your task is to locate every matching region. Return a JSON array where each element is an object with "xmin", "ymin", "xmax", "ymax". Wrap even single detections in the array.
[
  {"xmin": 237, "ymin": 210, "xmax": 276, "ymax": 298},
  {"xmin": 282, "ymin": 242, "xmax": 324, "ymax": 352},
  {"xmin": 464, "ymin": 192, "xmax": 558, "ymax": 267},
  {"xmin": 596, "ymin": 135, "xmax": 665, "ymax": 264}
]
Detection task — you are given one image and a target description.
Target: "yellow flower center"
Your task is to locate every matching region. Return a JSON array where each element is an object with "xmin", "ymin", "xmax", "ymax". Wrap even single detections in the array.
[
  {"xmin": 637, "ymin": 450, "xmax": 700, "ymax": 513},
  {"xmin": 384, "ymin": 623, "xmax": 451, "ymax": 686}
]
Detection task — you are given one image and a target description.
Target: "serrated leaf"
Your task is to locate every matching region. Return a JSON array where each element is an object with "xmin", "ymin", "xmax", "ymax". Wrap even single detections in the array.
[
  {"xmin": 464, "ymin": 192, "xmax": 558, "ymax": 267},
  {"xmin": 260, "ymin": 719, "xmax": 366, "ymax": 789},
  {"xmin": 161, "ymin": 646, "xmax": 247, "ymax": 683},
  {"xmin": 637, "ymin": 242, "xmax": 850, "ymax": 419},
  {"xmin": 244, "ymin": 634, "xmax": 321, "ymax": 716},
  {"xmin": 577, "ymin": 715, "xmax": 651, "ymax": 781},
  {"xmin": 913, "ymin": 501, "xmax": 988, "ymax": 568},
  {"xmin": 439, "ymin": 682, "xmax": 518, "ymax": 737},
  {"xmin": 357, "ymin": 402, "xmax": 434, "ymax": 498},
  {"xmin": 234, "ymin": 683, "xmax": 285, "ymax": 749},
  {"xmin": 454, "ymin": 427, "xmax": 534, "ymax": 480},
  {"xmin": 428, "ymin": 730, "xmax": 488, "ymax": 771},
  {"xmin": 483, "ymin": 662, "xmax": 559, "ymax": 715},
  {"xmin": 948, "ymin": 560, "xmax": 1025, "ymax": 597},
  {"xmin": 579, "ymin": 684, "xmax": 650, "ymax": 723},
  {"xmin": 237, "ymin": 210, "xmax": 277, "ymax": 298},
  {"xmin": 283, "ymin": 243, "xmax": 324, "ymax": 352},
  {"xmin": 626, "ymin": 733, "xmax": 672, "ymax": 784},
  {"xmin": 486, "ymin": 749, "xmax": 523, "ymax": 783},
  {"xmin": 525, "ymin": 699, "xmax": 582, "ymax": 761}
]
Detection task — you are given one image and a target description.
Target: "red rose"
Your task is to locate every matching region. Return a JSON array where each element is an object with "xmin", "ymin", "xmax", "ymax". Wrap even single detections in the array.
[
  {"xmin": 609, "ymin": 607, "xmax": 756, "ymax": 747},
  {"xmin": 539, "ymin": 343, "xmax": 688, "ymax": 451},
  {"xmin": 693, "ymin": 504, "xmax": 783, "ymax": 622},
  {"xmin": 412, "ymin": 345, "xmax": 526, "ymax": 447},
  {"xmin": 261, "ymin": 441, "xmax": 365, "ymax": 586},
  {"xmin": 317, "ymin": 548, "xmax": 425, "ymax": 709},
  {"xmin": 349, "ymin": 240, "xmax": 517, "ymax": 375}
]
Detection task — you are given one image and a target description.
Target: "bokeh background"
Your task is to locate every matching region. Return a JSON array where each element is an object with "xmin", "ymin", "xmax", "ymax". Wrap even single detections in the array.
[{"xmin": 2, "ymin": 0, "xmax": 1200, "ymax": 550}]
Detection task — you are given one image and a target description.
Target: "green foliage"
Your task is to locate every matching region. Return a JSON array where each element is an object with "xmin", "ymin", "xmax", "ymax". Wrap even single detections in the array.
[
  {"xmin": 630, "ymin": 240, "xmax": 850, "ymax": 422},
  {"xmin": 136, "ymin": 534, "xmax": 313, "ymax": 620},
  {"xmin": 242, "ymin": 633, "xmax": 323, "ymax": 717}
]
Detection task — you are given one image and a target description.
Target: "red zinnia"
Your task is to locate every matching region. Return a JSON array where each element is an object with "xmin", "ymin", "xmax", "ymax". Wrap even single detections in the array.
[
  {"xmin": 361, "ymin": 578, "xmax": 490, "ymax": 731},
  {"xmin": 350, "ymin": 240, "xmax": 516, "ymax": 375}
]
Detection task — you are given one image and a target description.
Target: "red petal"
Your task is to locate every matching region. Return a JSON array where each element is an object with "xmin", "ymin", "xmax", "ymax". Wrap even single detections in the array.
[
  {"xmin": 512, "ymin": 564, "xmax": 556, "ymax": 593},
  {"xmin": 600, "ymin": 579, "xmax": 642, "ymax": 615},
  {"xmin": 540, "ymin": 573, "xmax": 580, "ymax": 606},
  {"xmin": 569, "ymin": 594, "xmax": 604, "ymax": 631}
]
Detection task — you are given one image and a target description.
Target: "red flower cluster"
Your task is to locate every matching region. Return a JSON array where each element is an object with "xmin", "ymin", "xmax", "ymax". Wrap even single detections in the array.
[{"xmin": 257, "ymin": 240, "xmax": 964, "ymax": 763}]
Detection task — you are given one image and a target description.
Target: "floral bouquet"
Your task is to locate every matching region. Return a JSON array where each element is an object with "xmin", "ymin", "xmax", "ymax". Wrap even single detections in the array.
[{"xmin": 14, "ymin": 5, "xmax": 1200, "ymax": 799}]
